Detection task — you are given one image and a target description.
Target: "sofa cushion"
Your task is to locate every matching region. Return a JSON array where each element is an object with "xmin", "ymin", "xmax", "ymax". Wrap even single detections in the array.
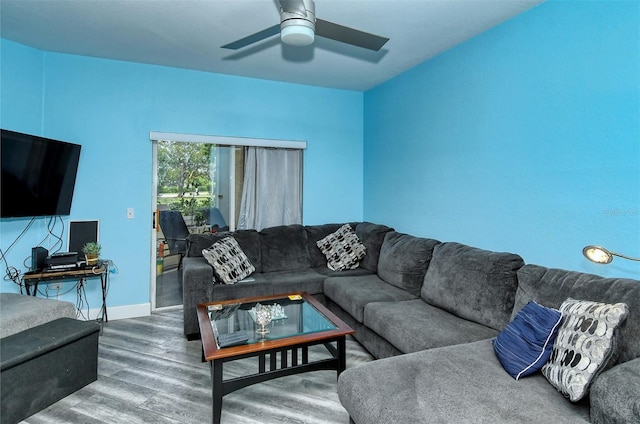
[
  {"xmin": 542, "ymin": 298, "xmax": 629, "ymax": 402},
  {"xmin": 316, "ymin": 224, "xmax": 366, "ymax": 271},
  {"xmin": 259, "ymin": 225, "xmax": 310, "ymax": 272},
  {"xmin": 327, "ymin": 301, "xmax": 403, "ymax": 359},
  {"xmin": 312, "ymin": 266, "xmax": 373, "ymax": 278},
  {"xmin": 202, "ymin": 237, "xmax": 256, "ymax": 284},
  {"xmin": 338, "ymin": 339, "xmax": 590, "ymax": 424},
  {"xmin": 210, "ymin": 273, "xmax": 272, "ymax": 301},
  {"xmin": 305, "ymin": 223, "xmax": 351, "ymax": 268},
  {"xmin": 421, "ymin": 242, "xmax": 524, "ymax": 331},
  {"xmin": 355, "ymin": 222, "xmax": 394, "ymax": 272},
  {"xmin": 265, "ymin": 269, "xmax": 327, "ymax": 295},
  {"xmin": 364, "ymin": 299, "xmax": 498, "ymax": 354},
  {"xmin": 514, "ymin": 264, "xmax": 640, "ymax": 364},
  {"xmin": 186, "ymin": 233, "xmax": 217, "ymax": 257},
  {"xmin": 324, "ymin": 274, "xmax": 417, "ymax": 323},
  {"xmin": 493, "ymin": 301, "xmax": 562, "ymax": 380},
  {"xmin": 589, "ymin": 357, "xmax": 640, "ymax": 424},
  {"xmin": 377, "ymin": 232, "xmax": 440, "ymax": 296},
  {"xmin": 187, "ymin": 230, "xmax": 262, "ymax": 273}
]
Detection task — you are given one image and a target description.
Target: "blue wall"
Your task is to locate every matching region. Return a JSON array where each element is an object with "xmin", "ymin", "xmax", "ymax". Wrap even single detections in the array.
[
  {"xmin": 0, "ymin": 41, "xmax": 43, "ymax": 132},
  {"xmin": 0, "ymin": 41, "xmax": 364, "ymax": 310},
  {"xmin": 364, "ymin": 0, "xmax": 639, "ymax": 279},
  {"xmin": 2, "ymin": 0, "xmax": 638, "ymax": 313}
]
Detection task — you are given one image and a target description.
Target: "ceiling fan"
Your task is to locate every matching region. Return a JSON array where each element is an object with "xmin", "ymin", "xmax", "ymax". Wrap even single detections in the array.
[{"xmin": 221, "ymin": 0, "xmax": 389, "ymax": 51}]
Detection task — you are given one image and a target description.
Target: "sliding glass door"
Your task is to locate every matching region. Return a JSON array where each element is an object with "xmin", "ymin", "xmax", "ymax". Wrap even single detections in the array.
[
  {"xmin": 153, "ymin": 141, "xmax": 241, "ymax": 309},
  {"xmin": 150, "ymin": 132, "xmax": 306, "ymax": 311}
]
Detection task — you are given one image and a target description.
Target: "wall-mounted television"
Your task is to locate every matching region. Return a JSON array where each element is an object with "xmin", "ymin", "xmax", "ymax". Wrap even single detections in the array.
[{"xmin": 1, "ymin": 129, "xmax": 82, "ymax": 218}]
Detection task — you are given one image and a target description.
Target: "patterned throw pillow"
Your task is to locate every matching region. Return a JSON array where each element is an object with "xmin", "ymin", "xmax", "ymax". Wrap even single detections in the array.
[
  {"xmin": 202, "ymin": 237, "xmax": 255, "ymax": 284},
  {"xmin": 493, "ymin": 301, "xmax": 562, "ymax": 380},
  {"xmin": 316, "ymin": 224, "xmax": 366, "ymax": 271},
  {"xmin": 541, "ymin": 298, "xmax": 629, "ymax": 402}
]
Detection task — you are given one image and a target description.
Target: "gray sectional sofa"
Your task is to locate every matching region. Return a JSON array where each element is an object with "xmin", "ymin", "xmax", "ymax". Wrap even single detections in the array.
[
  {"xmin": 182, "ymin": 222, "xmax": 640, "ymax": 423},
  {"xmin": 182, "ymin": 222, "xmax": 386, "ymax": 339}
]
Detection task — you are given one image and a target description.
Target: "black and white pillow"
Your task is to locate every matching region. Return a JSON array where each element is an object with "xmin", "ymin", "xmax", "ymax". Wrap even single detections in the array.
[
  {"xmin": 202, "ymin": 237, "xmax": 255, "ymax": 284},
  {"xmin": 541, "ymin": 298, "xmax": 628, "ymax": 402},
  {"xmin": 316, "ymin": 224, "xmax": 366, "ymax": 271}
]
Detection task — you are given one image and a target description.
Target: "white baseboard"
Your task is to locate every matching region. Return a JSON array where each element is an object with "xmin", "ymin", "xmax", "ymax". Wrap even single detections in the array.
[
  {"xmin": 154, "ymin": 304, "xmax": 183, "ymax": 312},
  {"xmin": 85, "ymin": 303, "xmax": 151, "ymax": 321}
]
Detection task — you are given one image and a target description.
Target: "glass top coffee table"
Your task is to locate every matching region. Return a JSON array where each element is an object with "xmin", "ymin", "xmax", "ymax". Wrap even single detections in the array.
[{"xmin": 196, "ymin": 292, "xmax": 354, "ymax": 424}]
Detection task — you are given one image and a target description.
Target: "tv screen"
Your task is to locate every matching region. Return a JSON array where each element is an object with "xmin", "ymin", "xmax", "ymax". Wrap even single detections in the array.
[{"xmin": 1, "ymin": 129, "xmax": 82, "ymax": 218}]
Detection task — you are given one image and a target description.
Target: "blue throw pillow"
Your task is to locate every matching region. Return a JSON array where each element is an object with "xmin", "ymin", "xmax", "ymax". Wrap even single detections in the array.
[{"xmin": 493, "ymin": 301, "xmax": 562, "ymax": 380}]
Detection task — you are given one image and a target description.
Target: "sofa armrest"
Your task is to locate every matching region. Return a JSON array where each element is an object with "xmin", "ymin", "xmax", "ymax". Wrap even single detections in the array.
[
  {"xmin": 182, "ymin": 257, "xmax": 214, "ymax": 338},
  {"xmin": 590, "ymin": 357, "xmax": 640, "ymax": 424}
]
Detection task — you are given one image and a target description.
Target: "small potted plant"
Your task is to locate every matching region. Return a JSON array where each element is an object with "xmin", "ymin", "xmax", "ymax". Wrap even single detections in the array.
[{"xmin": 82, "ymin": 242, "xmax": 102, "ymax": 266}]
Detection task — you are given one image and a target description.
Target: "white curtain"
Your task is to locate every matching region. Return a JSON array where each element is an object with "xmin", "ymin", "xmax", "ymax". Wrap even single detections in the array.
[{"xmin": 237, "ymin": 147, "xmax": 303, "ymax": 231}]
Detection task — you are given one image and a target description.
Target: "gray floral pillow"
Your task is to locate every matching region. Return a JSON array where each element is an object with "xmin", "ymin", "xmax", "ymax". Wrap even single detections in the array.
[
  {"xmin": 542, "ymin": 298, "xmax": 628, "ymax": 401},
  {"xmin": 202, "ymin": 237, "xmax": 255, "ymax": 284},
  {"xmin": 316, "ymin": 224, "xmax": 366, "ymax": 271}
]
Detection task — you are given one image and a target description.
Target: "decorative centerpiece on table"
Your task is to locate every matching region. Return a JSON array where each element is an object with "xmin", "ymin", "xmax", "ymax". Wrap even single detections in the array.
[
  {"xmin": 82, "ymin": 242, "xmax": 101, "ymax": 266},
  {"xmin": 252, "ymin": 303, "xmax": 272, "ymax": 336}
]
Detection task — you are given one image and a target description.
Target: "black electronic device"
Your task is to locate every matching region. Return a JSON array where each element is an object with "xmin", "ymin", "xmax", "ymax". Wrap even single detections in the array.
[
  {"xmin": 69, "ymin": 220, "xmax": 99, "ymax": 254},
  {"xmin": 46, "ymin": 251, "xmax": 79, "ymax": 267},
  {"xmin": 45, "ymin": 263, "xmax": 79, "ymax": 271},
  {"xmin": 1, "ymin": 129, "xmax": 82, "ymax": 218},
  {"xmin": 31, "ymin": 246, "xmax": 49, "ymax": 271}
]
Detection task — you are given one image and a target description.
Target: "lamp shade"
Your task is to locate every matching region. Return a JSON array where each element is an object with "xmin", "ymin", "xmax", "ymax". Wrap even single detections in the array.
[
  {"xmin": 583, "ymin": 245, "xmax": 640, "ymax": 264},
  {"xmin": 583, "ymin": 245, "xmax": 613, "ymax": 264}
]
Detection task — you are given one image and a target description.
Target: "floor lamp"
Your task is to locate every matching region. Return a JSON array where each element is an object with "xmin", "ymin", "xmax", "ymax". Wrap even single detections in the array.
[{"xmin": 582, "ymin": 245, "xmax": 640, "ymax": 264}]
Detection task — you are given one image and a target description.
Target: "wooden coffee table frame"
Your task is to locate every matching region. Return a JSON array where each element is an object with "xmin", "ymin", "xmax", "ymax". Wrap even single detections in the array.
[{"xmin": 197, "ymin": 292, "xmax": 354, "ymax": 424}]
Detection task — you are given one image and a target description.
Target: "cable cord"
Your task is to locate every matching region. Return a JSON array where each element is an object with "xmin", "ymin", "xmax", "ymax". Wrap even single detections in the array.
[
  {"xmin": 20, "ymin": 216, "xmax": 66, "ymax": 269},
  {"xmin": 106, "ymin": 259, "xmax": 119, "ymax": 274},
  {"xmin": 46, "ymin": 216, "xmax": 66, "ymax": 254},
  {"xmin": 75, "ymin": 278, "xmax": 90, "ymax": 320},
  {"xmin": 3, "ymin": 264, "xmax": 24, "ymax": 294},
  {"xmin": 0, "ymin": 217, "xmax": 36, "ymax": 294}
]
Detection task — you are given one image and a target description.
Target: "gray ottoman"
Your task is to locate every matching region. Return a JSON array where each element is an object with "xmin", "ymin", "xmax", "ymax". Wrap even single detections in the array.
[{"xmin": 1, "ymin": 317, "xmax": 100, "ymax": 424}]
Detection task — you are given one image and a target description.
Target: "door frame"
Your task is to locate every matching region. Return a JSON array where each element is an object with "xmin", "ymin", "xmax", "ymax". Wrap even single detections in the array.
[{"xmin": 149, "ymin": 132, "xmax": 306, "ymax": 312}]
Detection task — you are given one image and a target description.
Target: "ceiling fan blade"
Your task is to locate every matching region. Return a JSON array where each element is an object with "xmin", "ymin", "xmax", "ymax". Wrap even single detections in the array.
[
  {"xmin": 278, "ymin": 0, "xmax": 308, "ymax": 17},
  {"xmin": 315, "ymin": 19, "xmax": 389, "ymax": 51},
  {"xmin": 221, "ymin": 24, "xmax": 281, "ymax": 50}
]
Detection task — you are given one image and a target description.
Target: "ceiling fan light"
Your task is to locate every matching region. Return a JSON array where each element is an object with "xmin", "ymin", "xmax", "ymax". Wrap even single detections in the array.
[{"xmin": 281, "ymin": 24, "xmax": 314, "ymax": 46}]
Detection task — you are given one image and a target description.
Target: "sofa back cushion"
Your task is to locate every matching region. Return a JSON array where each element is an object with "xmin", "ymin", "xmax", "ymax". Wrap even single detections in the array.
[
  {"xmin": 305, "ymin": 223, "xmax": 353, "ymax": 268},
  {"xmin": 187, "ymin": 230, "xmax": 262, "ymax": 273},
  {"xmin": 355, "ymin": 222, "xmax": 395, "ymax": 272},
  {"xmin": 377, "ymin": 232, "xmax": 440, "ymax": 296},
  {"xmin": 186, "ymin": 233, "xmax": 217, "ymax": 257},
  {"xmin": 421, "ymin": 242, "xmax": 524, "ymax": 331},
  {"xmin": 259, "ymin": 224, "xmax": 310, "ymax": 272},
  {"xmin": 515, "ymin": 264, "xmax": 640, "ymax": 364}
]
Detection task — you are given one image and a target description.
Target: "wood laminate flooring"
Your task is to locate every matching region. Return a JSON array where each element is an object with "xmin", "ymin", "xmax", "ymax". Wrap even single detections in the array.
[{"xmin": 21, "ymin": 309, "xmax": 373, "ymax": 423}]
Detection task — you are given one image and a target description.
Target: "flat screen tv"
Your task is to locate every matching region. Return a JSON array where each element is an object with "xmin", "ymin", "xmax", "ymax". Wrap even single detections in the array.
[{"xmin": 1, "ymin": 129, "xmax": 82, "ymax": 218}]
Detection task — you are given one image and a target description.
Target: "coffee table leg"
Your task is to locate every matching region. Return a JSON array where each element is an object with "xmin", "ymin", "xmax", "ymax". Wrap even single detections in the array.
[
  {"xmin": 211, "ymin": 359, "xmax": 223, "ymax": 424},
  {"xmin": 337, "ymin": 336, "xmax": 347, "ymax": 376}
]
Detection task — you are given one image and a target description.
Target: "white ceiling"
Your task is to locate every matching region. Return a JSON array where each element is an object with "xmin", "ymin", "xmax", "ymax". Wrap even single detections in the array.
[{"xmin": 0, "ymin": 0, "xmax": 544, "ymax": 92}]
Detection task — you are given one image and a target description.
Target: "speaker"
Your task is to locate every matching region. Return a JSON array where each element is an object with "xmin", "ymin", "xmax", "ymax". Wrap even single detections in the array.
[
  {"xmin": 31, "ymin": 247, "xmax": 48, "ymax": 271},
  {"xmin": 68, "ymin": 220, "xmax": 99, "ymax": 254}
]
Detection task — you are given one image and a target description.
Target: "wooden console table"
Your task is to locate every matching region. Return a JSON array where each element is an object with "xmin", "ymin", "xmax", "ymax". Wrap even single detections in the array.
[{"xmin": 23, "ymin": 264, "xmax": 109, "ymax": 322}]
